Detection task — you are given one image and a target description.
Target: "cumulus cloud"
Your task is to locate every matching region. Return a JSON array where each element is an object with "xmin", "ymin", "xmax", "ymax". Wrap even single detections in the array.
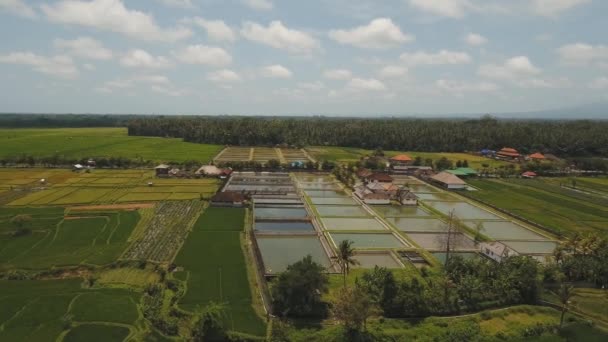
[
  {"xmin": 347, "ymin": 78, "xmax": 387, "ymax": 91},
  {"xmin": 557, "ymin": 43, "xmax": 608, "ymax": 66},
  {"xmin": 54, "ymin": 37, "xmax": 113, "ymax": 60},
  {"xmin": 172, "ymin": 45, "xmax": 232, "ymax": 67},
  {"xmin": 182, "ymin": 17, "xmax": 237, "ymax": 42},
  {"xmin": 400, "ymin": 50, "xmax": 472, "ymax": 66},
  {"xmin": 464, "ymin": 33, "xmax": 487, "ymax": 46},
  {"xmin": 242, "ymin": 0, "xmax": 273, "ymax": 11},
  {"xmin": 533, "ymin": 0, "xmax": 590, "ymax": 16},
  {"xmin": 328, "ymin": 18, "xmax": 413, "ymax": 49},
  {"xmin": 207, "ymin": 69, "xmax": 242, "ymax": 83},
  {"xmin": 408, "ymin": 0, "xmax": 472, "ymax": 18},
  {"xmin": 240, "ymin": 21, "xmax": 320, "ymax": 54},
  {"xmin": 478, "ymin": 56, "xmax": 541, "ymax": 80},
  {"xmin": 0, "ymin": 52, "xmax": 78, "ymax": 78},
  {"xmin": 120, "ymin": 49, "xmax": 172, "ymax": 69},
  {"xmin": 0, "ymin": 0, "xmax": 37, "ymax": 18},
  {"xmin": 261, "ymin": 64, "xmax": 293, "ymax": 78},
  {"xmin": 378, "ymin": 65, "xmax": 408, "ymax": 79},
  {"xmin": 97, "ymin": 74, "xmax": 186, "ymax": 96},
  {"xmin": 323, "ymin": 69, "xmax": 352, "ymax": 80},
  {"xmin": 41, "ymin": 0, "xmax": 192, "ymax": 42},
  {"xmin": 436, "ymin": 79, "xmax": 499, "ymax": 94}
]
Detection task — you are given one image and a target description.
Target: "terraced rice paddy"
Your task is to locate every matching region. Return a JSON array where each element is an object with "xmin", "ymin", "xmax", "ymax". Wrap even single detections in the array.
[{"xmin": 256, "ymin": 235, "xmax": 332, "ymax": 273}]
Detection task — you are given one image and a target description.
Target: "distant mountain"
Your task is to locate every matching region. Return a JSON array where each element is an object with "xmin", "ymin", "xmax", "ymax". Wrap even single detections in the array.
[{"xmin": 494, "ymin": 102, "xmax": 608, "ymax": 120}]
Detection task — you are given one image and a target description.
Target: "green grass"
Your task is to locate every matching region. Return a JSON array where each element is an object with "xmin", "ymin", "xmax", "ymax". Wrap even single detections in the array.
[
  {"xmin": 0, "ymin": 127, "xmax": 222, "ymax": 163},
  {"xmin": 0, "ymin": 279, "xmax": 139, "ymax": 341},
  {"xmin": 97, "ymin": 267, "xmax": 160, "ymax": 289},
  {"xmin": 64, "ymin": 324, "xmax": 131, "ymax": 342},
  {"xmin": 467, "ymin": 178, "xmax": 608, "ymax": 236},
  {"xmin": 175, "ymin": 207, "xmax": 266, "ymax": 336},
  {"xmin": 0, "ymin": 208, "xmax": 139, "ymax": 269}
]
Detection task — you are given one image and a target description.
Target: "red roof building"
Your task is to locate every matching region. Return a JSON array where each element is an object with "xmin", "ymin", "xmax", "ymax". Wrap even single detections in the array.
[
  {"xmin": 497, "ymin": 147, "xmax": 520, "ymax": 160},
  {"xmin": 390, "ymin": 154, "xmax": 413, "ymax": 162},
  {"xmin": 522, "ymin": 171, "xmax": 537, "ymax": 178},
  {"xmin": 366, "ymin": 173, "xmax": 393, "ymax": 183},
  {"xmin": 528, "ymin": 153, "xmax": 545, "ymax": 160}
]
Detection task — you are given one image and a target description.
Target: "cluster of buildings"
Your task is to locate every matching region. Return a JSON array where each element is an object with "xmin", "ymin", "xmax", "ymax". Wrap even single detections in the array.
[
  {"xmin": 354, "ymin": 170, "xmax": 418, "ymax": 205},
  {"xmin": 154, "ymin": 164, "xmax": 233, "ymax": 179},
  {"xmin": 388, "ymin": 154, "xmax": 433, "ymax": 175},
  {"xmin": 482, "ymin": 147, "xmax": 554, "ymax": 163}
]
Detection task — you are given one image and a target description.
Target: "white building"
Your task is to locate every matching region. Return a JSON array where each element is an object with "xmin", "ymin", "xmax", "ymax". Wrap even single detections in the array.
[{"xmin": 480, "ymin": 241, "xmax": 519, "ymax": 263}]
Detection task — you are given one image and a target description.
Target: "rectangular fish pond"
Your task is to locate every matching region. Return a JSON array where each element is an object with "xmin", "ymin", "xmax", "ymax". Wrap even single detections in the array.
[
  {"xmin": 354, "ymin": 252, "xmax": 403, "ymax": 269},
  {"xmin": 464, "ymin": 220, "xmax": 548, "ymax": 241},
  {"xmin": 503, "ymin": 240, "xmax": 557, "ymax": 254},
  {"xmin": 316, "ymin": 205, "xmax": 370, "ymax": 217},
  {"xmin": 416, "ymin": 192, "xmax": 459, "ymax": 201},
  {"xmin": 255, "ymin": 221, "xmax": 315, "ymax": 232},
  {"xmin": 299, "ymin": 182, "xmax": 341, "ymax": 190},
  {"xmin": 330, "ymin": 233, "xmax": 408, "ymax": 249},
  {"xmin": 407, "ymin": 184, "xmax": 440, "ymax": 193},
  {"xmin": 295, "ymin": 175, "xmax": 335, "ymax": 183},
  {"xmin": 305, "ymin": 190, "xmax": 347, "ymax": 198},
  {"xmin": 405, "ymin": 232, "xmax": 476, "ymax": 250},
  {"xmin": 255, "ymin": 207, "xmax": 308, "ymax": 219},
  {"xmin": 425, "ymin": 201, "xmax": 503, "ymax": 220},
  {"xmin": 256, "ymin": 236, "xmax": 331, "ymax": 274},
  {"xmin": 387, "ymin": 217, "xmax": 446, "ymax": 232},
  {"xmin": 432, "ymin": 252, "xmax": 480, "ymax": 265},
  {"xmin": 372, "ymin": 205, "xmax": 431, "ymax": 218},
  {"xmin": 310, "ymin": 197, "xmax": 358, "ymax": 206},
  {"xmin": 321, "ymin": 218, "xmax": 386, "ymax": 231}
]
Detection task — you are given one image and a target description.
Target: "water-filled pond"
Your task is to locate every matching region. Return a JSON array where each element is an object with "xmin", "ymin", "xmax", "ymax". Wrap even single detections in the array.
[
  {"xmin": 408, "ymin": 184, "xmax": 440, "ymax": 193},
  {"xmin": 503, "ymin": 240, "xmax": 557, "ymax": 254},
  {"xmin": 354, "ymin": 253, "xmax": 403, "ymax": 268},
  {"xmin": 425, "ymin": 201, "xmax": 503, "ymax": 220},
  {"xmin": 416, "ymin": 193, "xmax": 459, "ymax": 201},
  {"xmin": 299, "ymin": 182, "xmax": 341, "ymax": 190},
  {"xmin": 316, "ymin": 205, "xmax": 370, "ymax": 217},
  {"xmin": 254, "ymin": 198, "xmax": 302, "ymax": 205},
  {"xmin": 387, "ymin": 217, "xmax": 446, "ymax": 232},
  {"xmin": 372, "ymin": 205, "xmax": 431, "ymax": 218},
  {"xmin": 296, "ymin": 175, "xmax": 335, "ymax": 183},
  {"xmin": 310, "ymin": 197, "xmax": 358, "ymax": 206},
  {"xmin": 255, "ymin": 221, "xmax": 315, "ymax": 232},
  {"xmin": 330, "ymin": 233, "xmax": 407, "ymax": 248},
  {"xmin": 305, "ymin": 190, "xmax": 347, "ymax": 198},
  {"xmin": 464, "ymin": 220, "xmax": 547, "ymax": 240},
  {"xmin": 226, "ymin": 185, "xmax": 295, "ymax": 192},
  {"xmin": 432, "ymin": 252, "xmax": 480, "ymax": 264},
  {"xmin": 321, "ymin": 218, "xmax": 386, "ymax": 231},
  {"xmin": 406, "ymin": 232, "xmax": 476, "ymax": 250},
  {"xmin": 256, "ymin": 236, "xmax": 331, "ymax": 273},
  {"xmin": 255, "ymin": 207, "xmax": 308, "ymax": 219}
]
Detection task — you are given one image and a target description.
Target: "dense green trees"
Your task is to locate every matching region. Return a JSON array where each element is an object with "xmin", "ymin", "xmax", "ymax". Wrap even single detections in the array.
[{"xmin": 127, "ymin": 116, "xmax": 608, "ymax": 157}]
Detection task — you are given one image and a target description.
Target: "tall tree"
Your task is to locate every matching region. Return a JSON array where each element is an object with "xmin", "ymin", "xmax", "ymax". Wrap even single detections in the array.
[
  {"xmin": 335, "ymin": 240, "xmax": 359, "ymax": 287},
  {"xmin": 331, "ymin": 286, "xmax": 377, "ymax": 332},
  {"xmin": 554, "ymin": 283, "xmax": 575, "ymax": 329}
]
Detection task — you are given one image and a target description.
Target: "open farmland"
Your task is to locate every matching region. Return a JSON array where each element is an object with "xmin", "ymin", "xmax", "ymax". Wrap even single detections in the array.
[
  {"xmin": 467, "ymin": 178, "xmax": 608, "ymax": 236},
  {"xmin": 215, "ymin": 146, "xmax": 312, "ymax": 164},
  {"xmin": 175, "ymin": 207, "xmax": 266, "ymax": 336},
  {"xmin": 0, "ymin": 207, "xmax": 139, "ymax": 270},
  {"xmin": 0, "ymin": 127, "xmax": 222, "ymax": 163},
  {"xmin": 0, "ymin": 279, "xmax": 141, "ymax": 341}
]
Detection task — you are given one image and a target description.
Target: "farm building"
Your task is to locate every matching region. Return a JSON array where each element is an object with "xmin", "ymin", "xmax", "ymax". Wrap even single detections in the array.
[
  {"xmin": 196, "ymin": 165, "xmax": 232, "ymax": 178},
  {"xmin": 367, "ymin": 182, "xmax": 400, "ymax": 198},
  {"xmin": 446, "ymin": 167, "xmax": 478, "ymax": 178},
  {"xmin": 211, "ymin": 191, "xmax": 246, "ymax": 207},
  {"xmin": 356, "ymin": 168, "xmax": 373, "ymax": 179},
  {"xmin": 398, "ymin": 189, "xmax": 418, "ymax": 206},
  {"xmin": 496, "ymin": 147, "xmax": 520, "ymax": 161},
  {"xmin": 155, "ymin": 164, "xmax": 170, "ymax": 177},
  {"xmin": 389, "ymin": 154, "xmax": 413, "ymax": 166},
  {"xmin": 522, "ymin": 171, "xmax": 537, "ymax": 178},
  {"xmin": 480, "ymin": 241, "xmax": 519, "ymax": 263},
  {"xmin": 430, "ymin": 172, "xmax": 467, "ymax": 190},
  {"xmin": 354, "ymin": 186, "xmax": 390, "ymax": 204},
  {"xmin": 528, "ymin": 152, "xmax": 545, "ymax": 161},
  {"xmin": 366, "ymin": 173, "xmax": 393, "ymax": 183},
  {"xmin": 72, "ymin": 164, "xmax": 84, "ymax": 171}
]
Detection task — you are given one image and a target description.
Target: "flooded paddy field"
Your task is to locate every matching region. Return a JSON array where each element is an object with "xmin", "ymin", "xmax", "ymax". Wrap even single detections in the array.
[
  {"xmin": 330, "ymin": 232, "xmax": 408, "ymax": 249},
  {"xmin": 321, "ymin": 217, "xmax": 386, "ymax": 231},
  {"xmin": 256, "ymin": 235, "xmax": 331, "ymax": 274}
]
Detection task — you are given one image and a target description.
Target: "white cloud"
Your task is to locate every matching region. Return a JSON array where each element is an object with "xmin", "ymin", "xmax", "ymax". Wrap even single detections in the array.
[
  {"xmin": 157, "ymin": 0, "xmax": 194, "ymax": 8},
  {"xmin": 408, "ymin": 0, "xmax": 471, "ymax": 18},
  {"xmin": 0, "ymin": 0, "xmax": 36, "ymax": 18},
  {"xmin": 172, "ymin": 45, "xmax": 232, "ymax": 67},
  {"xmin": 347, "ymin": 78, "xmax": 387, "ymax": 91},
  {"xmin": 243, "ymin": 0, "xmax": 273, "ymax": 11},
  {"xmin": 207, "ymin": 69, "xmax": 242, "ymax": 83},
  {"xmin": 328, "ymin": 18, "xmax": 413, "ymax": 49},
  {"xmin": 378, "ymin": 65, "xmax": 408, "ymax": 79},
  {"xmin": 400, "ymin": 50, "xmax": 472, "ymax": 66},
  {"xmin": 183, "ymin": 17, "xmax": 237, "ymax": 42},
  {"xmin": 261, "ymin": 64, "xmax": 292, "ymax": 78},
  {"xmin": 41, "ymin": 0, "xmax": 192, "ymax": 42},
  {"xmin": 478, "ymin": 56, "xmax": 541, "ymax": 80},
  {"xmin": 297, "ymin": 81, "xmax": 325, "ymax": 91},
  {"xmin": 533, "ymin": 0, "xmax": 590, "ymax": 16},
  {"xmin": 464, "ymin": 33, "xmax": 487, "ymax": 46},
  {"xmin": 240, "ymin": 21, "xmax": 320, "ymax": 54},
  {"xmin": 120, "ymin": 49, "xmax": 172, "ymax": 69},
  {"xmin": 97, "ymin": 74, "xmax": 186, "ymax": 96},
  {"xmin": 589, "ymin": 77, "xmax": 608, "ymax": 89},
  {"xmin": 54, "ymin": 37, "xmax": 113, "ymax": 60},
  {"xmin": 323, "ymin": 69, "xmax": 352, "ymax": 80},
  {"xmin": 557, "ymin": 43, "xmax": 608, "ymax": 66},
  {"xmin": 0, "ymin": 52, "xmax": 78, "ymax": 78},
  {"xmin": 436, "ymin": 79, "xmax": 499, "ymax": 93}
]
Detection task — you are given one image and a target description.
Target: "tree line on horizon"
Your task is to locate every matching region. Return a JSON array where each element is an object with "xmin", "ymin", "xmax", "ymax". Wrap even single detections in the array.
[{"xmin": 126, "ymin": 116, "xmax": 608, "ymax": 157}]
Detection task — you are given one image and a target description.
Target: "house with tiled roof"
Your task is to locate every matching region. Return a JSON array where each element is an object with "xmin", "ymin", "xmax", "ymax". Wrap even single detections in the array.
[
  {"xmin": 430, "ymin": 172, "xmax": 467, "ymax": 190},
  {"xmin": 496, "ymin": 147, "xmax": 520, "ymax": 161},
  {"xmin": 366, "ymin": 173, "xmax": 393, "ymax": 183},
  {"xmin": 354, "ymin": 185, "xmax": 390, "ymax": 204},
  {"xmin": 398, "ymin": 189, "xmax": 418, "ymax": 206},
  {"xmin": 522, "ymin": 171, "xmax": 537, "ymax": 178},
  {"xmin": 480, "ymin": 241, "xmax": 519, "ymax": 263},
  {"xmin": 528, "ymin": 152, "xmax": 545, "ymax": 161}
]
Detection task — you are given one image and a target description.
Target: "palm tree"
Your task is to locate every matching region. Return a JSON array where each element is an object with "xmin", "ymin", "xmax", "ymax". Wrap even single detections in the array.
[
  {"xmin": 553, "ymin": 283, "xmax": 575, "ymax": 329},
  {"xmin": 336, "ymin": 240, "xmax": 359, "ymax": 287}
]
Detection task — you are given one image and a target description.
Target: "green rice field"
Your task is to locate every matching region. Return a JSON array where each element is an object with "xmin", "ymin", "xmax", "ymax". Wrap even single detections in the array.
[{"xmin": 0, "ymin": 127, "xmax": 222, "ymax": 163}]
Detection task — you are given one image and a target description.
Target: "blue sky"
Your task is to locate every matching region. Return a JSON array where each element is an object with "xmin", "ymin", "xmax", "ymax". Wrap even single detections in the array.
[{"xmin": 0, "ymin": 0, "xmax": 607, "ymax": 116}]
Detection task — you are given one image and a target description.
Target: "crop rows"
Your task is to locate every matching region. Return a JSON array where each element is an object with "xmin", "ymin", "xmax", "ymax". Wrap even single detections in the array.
[{"xmin": 122, "ymin": 200, "xmax": 204, "ymax": 262}]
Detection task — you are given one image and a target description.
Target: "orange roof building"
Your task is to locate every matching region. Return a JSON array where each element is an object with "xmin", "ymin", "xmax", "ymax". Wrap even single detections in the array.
[
  {"xmin": 522, "ymin": 171, "xmax": 537, "ymax": 178},
  {"xmin": 497, "ymin": 147, "xmax": 520, "ymax": 159},
  {"xmin": 389, "ymin": 154, "xmax": 414, "ymax": 166},
  {"xmin": 528, "ymin": 153, "xmax": 545, "ymax": 160}
]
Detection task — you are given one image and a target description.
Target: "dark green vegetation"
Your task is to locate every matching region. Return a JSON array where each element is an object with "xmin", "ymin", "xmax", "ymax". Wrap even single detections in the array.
[
  {"xmin": 467, "ymin": 178, "xmax": 608, "ymax": 236},
  {"xmin": 0, "ymin": 127, "xmax": 222, "ymax": 165},
  {"xmin": 0, "ymin": 279, "xmax": 140, "ymax": 341},
  {"xmin": 175, "ymin": 207, "xmax": 266, "ymax": 336},
  {"xmin": 128, "ymin": 116, "xmax": 608, "ymax": 156},
  {"xmin": 0, "ymin": 207, "xmax": 139, "ymax": 270}
]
